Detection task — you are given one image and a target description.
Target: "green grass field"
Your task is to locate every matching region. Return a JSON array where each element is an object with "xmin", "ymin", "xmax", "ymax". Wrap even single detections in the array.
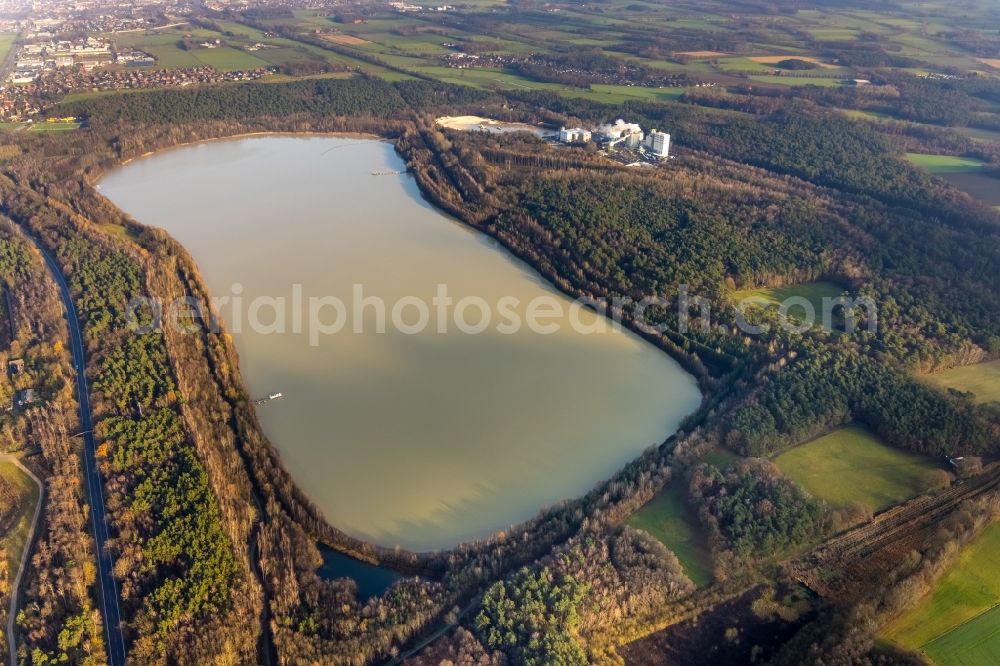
[
  {"xmin": 0, "ymin": 32, "xmax": 17, "ymax": 66},
  {"xmin": 924, "ymin": 605, "xmax": 1000, "ymax": 666},
  {"xmin": 922, "ymin": 361, "xmax": 1000, "ymax": 404},
  {"xmin": 773, "ymin": 426, "xmax": 942, "ymax": 512},
  {"xmin": 883, "ymin": 521, "xmax": 1000, "ymax": 665},
  {"xmin": 749, "ymin": 75, "xmax": 846, "ymax": 87},
  {"xmin": 628, "ymin": 480, "xmax": 714, "ymax": 587},
  {"xmin": 906, "ymin": 153, "xmax": 985, "ymax": 174},
  {"xmin": 188, "ymin": 46, "xmax": 271, "ymax": 71},
  {"xmin": 732, "ymin": 281, "xmax": 845, "ymax": 330},
  {"xmin": 29, "ymin": 121, "xmax": 81, "ymax": 132},
  {"xmin": 627, "ymin": 448, "xmax": 738, "ymax": 587}
]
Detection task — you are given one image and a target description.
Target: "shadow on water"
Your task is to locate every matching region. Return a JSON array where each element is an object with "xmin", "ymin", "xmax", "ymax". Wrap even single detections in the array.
[{"xmin": 317, "ymin": 547, "xmax": 403, "ymax": 602}]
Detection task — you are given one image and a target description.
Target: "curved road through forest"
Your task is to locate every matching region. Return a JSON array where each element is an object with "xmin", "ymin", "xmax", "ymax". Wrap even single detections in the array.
[{"xmin": 37, "ymin": 246, "xmax": 126, "ymax": 666}]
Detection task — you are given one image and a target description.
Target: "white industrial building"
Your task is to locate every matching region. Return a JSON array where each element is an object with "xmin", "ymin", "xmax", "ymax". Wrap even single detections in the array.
[
  {"xmin": 558, "ymin": 126, "xmax": 592, "ymax": 143},
  {"xmin": 643, "ymin": 129, "xmax": 671, "ymax": 158},
  {"xmin": 598, "ymin": 119, "xmax": 644, "ymax": 149}
]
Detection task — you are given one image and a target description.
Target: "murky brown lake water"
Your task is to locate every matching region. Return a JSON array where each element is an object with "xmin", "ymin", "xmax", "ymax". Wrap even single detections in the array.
[{"xmin": 98, "ymin": 136, "xmax": 700, "ymax": 550}]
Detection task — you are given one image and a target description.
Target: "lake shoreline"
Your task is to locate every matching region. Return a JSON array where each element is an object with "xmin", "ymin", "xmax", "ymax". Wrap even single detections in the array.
[
  {"xmin": 117, "ymin": 130, "xmax": 383, "ymax": 167},
  {"xmin": 98, "ymin": 134, "xmax": 702, "ymax": 553}
]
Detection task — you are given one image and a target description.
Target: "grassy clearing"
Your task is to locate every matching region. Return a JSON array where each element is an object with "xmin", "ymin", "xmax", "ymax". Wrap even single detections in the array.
[
  {"xmin": 627, "ymin": 480, "xmax": 714, "ymax": 587},
  {"xmin": 840, "ymin": 108, "xmax": 896, "ymax": 122},
  {"xmin": 922, "ymin": 360, "xmax": 1000, "ymax": 405},
  {"xmin": 0, "ymin": 461, "xmax": 39, "ymax": 587},
  {"xmin": 883, "ymin": 521, "xmax": 1000, "ymax": 665},
  {"xmin": 732, "ymin": 281, "xmax": 845, "ymax": 328},
  {"xmin": 773, "ymin": 426, "xmax": 942, "ymax": 513},
  {"xmin": 906, "ymin": 153, "xmax": 985, "ymax": 173},
  {"xmin": 702, "ymin": 448, "xmax": 739, "ymax": 469}
]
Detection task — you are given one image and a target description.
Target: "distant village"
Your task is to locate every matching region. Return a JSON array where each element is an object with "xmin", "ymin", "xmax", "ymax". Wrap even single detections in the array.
[
  {"xmin": 8, "ymin": 37, "xmax": 115, "ymax": 83},
  {"xmin": 0, "ymin": 66, "xmax": 268, "ymax": 121},
  {"xmin": 0, "ymin": 15, "xmax": 273, "ymax": 121}
]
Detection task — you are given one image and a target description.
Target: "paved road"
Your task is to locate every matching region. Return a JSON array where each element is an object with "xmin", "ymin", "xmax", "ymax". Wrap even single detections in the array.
[
  {"xmin": 2, "ymin": 454, "xmax": 42, "ymax": 666},
  {"xmin": 37, "ymin": 247, "xmax": 127, "ymax": 666}
]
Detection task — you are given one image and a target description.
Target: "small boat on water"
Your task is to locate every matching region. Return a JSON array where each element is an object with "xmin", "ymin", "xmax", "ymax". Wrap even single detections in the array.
[{"xmin": 254, "ymin": 392, "xmax": 283, "ymax": 406}]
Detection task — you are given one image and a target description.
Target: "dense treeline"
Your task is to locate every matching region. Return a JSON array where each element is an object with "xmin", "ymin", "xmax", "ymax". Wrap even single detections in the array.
[
  {"xmin": 65, "ymin": 246, "xmax": 244, "ymax": 662},
  {"xmin": 730, "ymin": 346, "xmax": 995, "ymax": 458},
  {"xmin": 689, "ymin": 460, "xmax": 825, "ymax": 559},
  {"xmin": 475, "ymin": 566, "xmax": 589, "ymax": 665},
  {"xmin": 0, "ymin": 219, "xmax": 102, "ymax": 665},
  {"xmin": 19, "ymin": 406, "xmax": 106, "ymax": 666},
  {"xmin": 0, "ymin": 178, "xmax": 255, "ymax": 663},
  {"xmin": 58, "ymin": 77, "xmax": 408, "ymax": 125}
]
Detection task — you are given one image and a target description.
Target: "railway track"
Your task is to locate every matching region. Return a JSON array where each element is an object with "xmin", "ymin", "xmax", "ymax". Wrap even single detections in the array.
[{"xmin": 790, "ymin": 463, "xmax": 1000, "ymax": 600}]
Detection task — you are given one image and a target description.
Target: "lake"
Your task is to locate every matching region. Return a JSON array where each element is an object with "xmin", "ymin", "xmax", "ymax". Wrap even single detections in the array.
[{"xmin": 98, "ymin": 135, "xmax": 701, "ymax": 551}]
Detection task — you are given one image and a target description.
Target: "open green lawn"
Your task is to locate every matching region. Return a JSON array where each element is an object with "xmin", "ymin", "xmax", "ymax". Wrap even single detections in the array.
[
  {"xmin": 922, "ymin": 361, "xmax": 1000, "ymax": 404},
  {"xmin": 906, "ymin": 153, "xmax": 985, "ymax": 173},
  {"xmin": 883, "ymin": 521, "xmax": 1000, "ymax": 665},
  {"xmin": 627, "ymin": 479, "xmax": 714, "ymax": 588},
  {"xmin": 627, "ymin": 448, "xmax": 738, "ymax": 588},
  {"xmin": 732, "ymin": 281, "xmax": 845, "ymax": 330},
  {"xmin": 773, "ymin": 425, "xmax": 942, "ymax": 512}
]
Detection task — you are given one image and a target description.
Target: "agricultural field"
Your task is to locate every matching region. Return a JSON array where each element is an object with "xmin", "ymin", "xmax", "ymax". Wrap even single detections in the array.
[
  {"xmin": 882, "ymin": 521, "xmax": 1000, "ymax": 666},
  {"xmin": 748, "ymin": 75, "xmax": 846, "ymax": 87},
  {"xmin": 107, "ymin": 23, "xmax": 373, "ymax": 74},
  {"xmin": 773, "ymin": 426, "xmax": 943, "ymax": 513},
  {"xmin": 922, "ymin": 361, "xmax": 1000, "ymax": 405},
  {"xmin": 748, "ymin": 55, "xmax": 837, "ymax": 68},
  {"xmin": 179, "ymin": 0, "xmax": 1000, "ymax": 112}
]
